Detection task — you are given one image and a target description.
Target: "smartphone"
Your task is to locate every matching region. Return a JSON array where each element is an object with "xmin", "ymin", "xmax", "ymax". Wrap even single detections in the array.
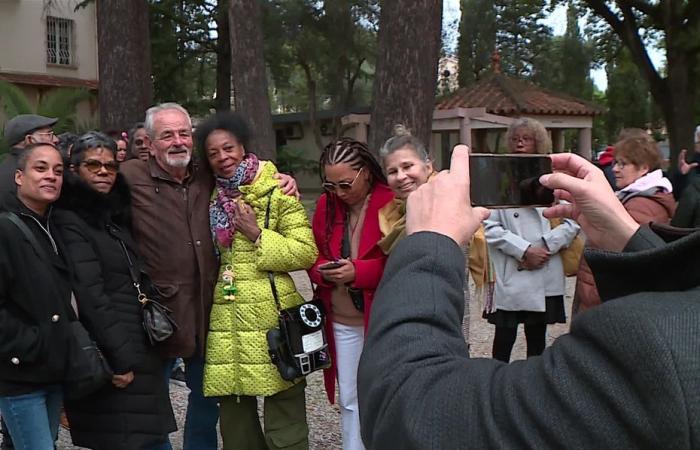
[
  {"xmin": 469, "ymin": 154, "xmax": 554, "ymax": 208},
  {"xmin": 318, "ymin": 261, "xmax": 343, "ymax": 270}
]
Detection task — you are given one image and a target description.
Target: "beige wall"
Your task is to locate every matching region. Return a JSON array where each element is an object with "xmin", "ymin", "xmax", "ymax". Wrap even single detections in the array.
[{"xmin": 0, "ymin": 0, "xmax": 98, "ymax": 81}]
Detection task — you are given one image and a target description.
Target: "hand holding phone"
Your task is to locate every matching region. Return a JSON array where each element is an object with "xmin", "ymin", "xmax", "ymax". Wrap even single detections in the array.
[
  {"xmin": 318, "ymin": 259, "xmax": 356, "ymax": 285},
  {"xmin": 318, "ymin": 260, "xmax": 344, "ymax": 270}
]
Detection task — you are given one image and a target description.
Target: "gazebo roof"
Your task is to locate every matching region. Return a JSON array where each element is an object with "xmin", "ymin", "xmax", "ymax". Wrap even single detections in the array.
[{"xmin": 435, "ymin": 72, "xmax": 604, "ymax": 117}]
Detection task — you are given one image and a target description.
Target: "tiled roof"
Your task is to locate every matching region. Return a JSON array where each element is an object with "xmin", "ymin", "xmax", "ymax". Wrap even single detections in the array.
[
  {"xmin": 0, "ymin": 71, "xmax": 98, "ymax": 90},
  {"xmin": 435, "ymin": 73, "xmax": 604, "ymax": 116}
]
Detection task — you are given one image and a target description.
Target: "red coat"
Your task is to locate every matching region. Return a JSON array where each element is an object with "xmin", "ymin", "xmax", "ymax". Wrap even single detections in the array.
[{"xmin": 308, "ymin": 182, "xmax": 394, "ymax": 403}]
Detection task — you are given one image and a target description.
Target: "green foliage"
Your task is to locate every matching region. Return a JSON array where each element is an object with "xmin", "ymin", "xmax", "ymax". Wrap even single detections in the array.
[
  {"xmin": 262, "ymin": 0, "xmax": 377, "ymax": 112},
  {"xmin": 149, "ymin": 0, "xmax": 218, "ymax": 116},
  {"xmin": 0, "ymin": 80, "xmax": 93, "ymax": 151},
  {"xmin": 457, "ymin": 0, "xmax": 496, "ymax": 87},
  {"xmin": 275, "ymin": 146, "xmax": 318, "ymax": 177},
  {"xmin": 494, "ymin": 0, "xmax": 553, "ymax": 79},
  {"xmin": 606, "ymin": 47, "xmax": 651, "ymax": 140}
]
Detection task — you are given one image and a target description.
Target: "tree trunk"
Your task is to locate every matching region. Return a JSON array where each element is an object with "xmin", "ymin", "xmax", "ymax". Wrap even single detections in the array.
[
  {"xmin": 300, "ymin": 60, "xmax": 325, "ymax": 153},
  {"xmin": 97, "ymin": 0, "xmax": 153, "ymax": 132},
  {"xmin": 229, "ymin": 0, "xmax": 276, "ymax": 160},
  {"xmin": 215, "ymin": 0, "xmax": 232, "ymax": 112},
  {"xmin": 368, "ymin": 0, "xmax": 443, "ymax": 155}
]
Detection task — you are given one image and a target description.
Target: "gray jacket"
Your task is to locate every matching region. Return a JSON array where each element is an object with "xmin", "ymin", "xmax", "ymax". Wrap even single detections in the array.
[
  {"xmin": 484, "ymin": 207, "xmax": 579, "ymax": 311},
  {"xmin": 359, "ymin": 227, "xmax": 699, "ymax": 449}
]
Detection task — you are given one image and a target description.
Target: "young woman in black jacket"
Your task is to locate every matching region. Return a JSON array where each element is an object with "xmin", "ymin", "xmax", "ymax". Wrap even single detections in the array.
[
  {"xmin": 0, "ymin": 143, "xmax": 132, "ymax": 450},
  {"xmin": 55, "ymin": 132, "xmax": 176, "ymax": 450}
]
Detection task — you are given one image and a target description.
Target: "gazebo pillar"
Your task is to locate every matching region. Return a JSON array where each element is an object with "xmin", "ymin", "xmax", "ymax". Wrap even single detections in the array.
[
  {"xmin": 577, "ymin": 128, "xmax": 592, "ymax": 160},
  {"xmin": 460, "ymin": 117, "xmax": 472, "ymax": 147},
  {"xmin": 551, "ymin": 129, "xmax": 565, "ymax": 153},
  {"xmin": 354, "ymin": 123, "xmax": 368, "ymax": 143}
]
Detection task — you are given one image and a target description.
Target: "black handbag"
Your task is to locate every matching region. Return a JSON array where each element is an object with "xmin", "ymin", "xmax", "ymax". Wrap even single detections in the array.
[
  {"xmin": 113, "ymin": 228, "xmax": 178, "ymax": 345},
  {"xmin": 257, "ymin": 191, "xmax": 332, "ymax": 380},
  {"xmin": 0, "ymin": 212, "xmax": 113, "ymax": 399}
]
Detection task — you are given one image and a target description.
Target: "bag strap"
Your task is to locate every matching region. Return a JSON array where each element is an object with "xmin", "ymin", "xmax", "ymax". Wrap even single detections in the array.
[
  {"xmin": 259, "ymin": 189, "xmax": 283, "ymax": 312},
  {"xmin": 342, "ymin": 210, "xmax": 351, "ymax": 259},
  {"xmin": 108, "ymin": 224, "xmax": 147, "ymax": 302},
  {"xmin": 0, "ymin": 211, "xmax": 79, "ymax": 319},
  {"xmin": 0, "ymin": 212, "xmax": 48, "ymax": 260}
]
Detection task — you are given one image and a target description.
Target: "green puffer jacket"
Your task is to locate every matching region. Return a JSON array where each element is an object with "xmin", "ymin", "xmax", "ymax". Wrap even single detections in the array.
[{"xmin": 203, "ymin": 161, "xmax": 318, "ymax": 397}]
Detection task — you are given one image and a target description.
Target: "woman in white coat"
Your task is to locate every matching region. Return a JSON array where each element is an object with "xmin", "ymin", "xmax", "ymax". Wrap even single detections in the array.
[{"xmin": 483, "ymin": 118, "xmax": 579, "ymax": 362}]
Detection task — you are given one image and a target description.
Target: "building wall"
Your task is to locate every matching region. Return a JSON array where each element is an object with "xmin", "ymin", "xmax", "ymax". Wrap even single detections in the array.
[
  {"xmin": 0, "ymin": 0, "xmax": 98, "ymax": 81},
  {"xmin": 0, "ymin": 0, "xmax": 98, "ymax": 130}
]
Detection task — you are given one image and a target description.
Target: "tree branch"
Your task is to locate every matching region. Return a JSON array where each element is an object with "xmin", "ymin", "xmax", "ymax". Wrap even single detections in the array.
[
  {"xmin": 585, "ymin": 0, "xmax": 665, "ymax": 99},
  {"xmin": 623, "ymin": 0, "xmax": 663, "ymax": 22}
]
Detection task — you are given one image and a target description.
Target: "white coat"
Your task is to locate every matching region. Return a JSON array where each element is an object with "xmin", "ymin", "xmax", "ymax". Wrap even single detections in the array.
[{"xmin": 484, "ymin": 207, "xmax": 579, "ymax": 312}]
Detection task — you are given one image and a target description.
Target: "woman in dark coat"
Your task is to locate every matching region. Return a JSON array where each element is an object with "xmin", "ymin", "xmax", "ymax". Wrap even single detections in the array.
[{"xmin": 56, "ymin": 132, "xmax": 176, "ymax": 450}]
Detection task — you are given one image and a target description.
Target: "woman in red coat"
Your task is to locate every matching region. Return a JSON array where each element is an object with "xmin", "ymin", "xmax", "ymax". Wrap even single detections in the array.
[{"xmin": 308, "ymin": 138, "xmax": 393, "ymax": 450}]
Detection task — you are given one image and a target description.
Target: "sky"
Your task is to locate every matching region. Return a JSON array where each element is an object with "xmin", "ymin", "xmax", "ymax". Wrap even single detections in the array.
[{"xmin": 442, "ymin": 0, "xmax": 665, "ymax": 91}]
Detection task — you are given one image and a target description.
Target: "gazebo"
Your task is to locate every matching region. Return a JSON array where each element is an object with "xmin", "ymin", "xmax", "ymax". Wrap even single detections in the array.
[{"xmin": 431, "ymin": 55, "xmax": 604, "ymax": 164}]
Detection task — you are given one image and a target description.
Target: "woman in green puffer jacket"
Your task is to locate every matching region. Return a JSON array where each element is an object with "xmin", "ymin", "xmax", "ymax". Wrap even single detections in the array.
[{"xmin": 196, "ymin": 112, "xmax": 318, "ymax": 450}]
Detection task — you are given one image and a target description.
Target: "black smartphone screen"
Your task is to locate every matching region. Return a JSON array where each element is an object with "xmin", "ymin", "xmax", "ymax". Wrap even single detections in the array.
[{"xmin": 469, "ymin": 154, "xmax": 554, "ymax": 207}]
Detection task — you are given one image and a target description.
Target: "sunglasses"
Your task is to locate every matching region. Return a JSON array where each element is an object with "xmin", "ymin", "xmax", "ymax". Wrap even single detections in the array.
[
  {"xmin": 81, "ymin": 159, "xmax": 119, "ymax": 174},
  {"xmin": 322, "ymin": 167, "xmax": 363, "ymax": 192}
]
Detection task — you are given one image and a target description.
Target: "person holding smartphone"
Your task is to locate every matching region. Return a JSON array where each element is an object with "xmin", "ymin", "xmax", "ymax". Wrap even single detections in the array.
[
  {"xmin": 308, "ymin": 138, "xmax": 393, "ymax": 450},
  {"xmin": 483, "ymin": 118, "xmax": 579, "ymax": 362}
]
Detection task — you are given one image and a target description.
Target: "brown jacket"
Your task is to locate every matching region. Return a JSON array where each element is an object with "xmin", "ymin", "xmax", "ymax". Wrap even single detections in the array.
[
  {"xmin": 120, "ymin": 158, "xmax": 218, "ymax": 358},
  {"xmin": 573, "ymin": 192, "xmax": 676, "ymax": 316}
]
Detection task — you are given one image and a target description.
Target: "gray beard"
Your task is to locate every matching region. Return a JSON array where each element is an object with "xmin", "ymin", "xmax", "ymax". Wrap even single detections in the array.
[{"xmin": 165, "ymin": 153, "xmax": 191, "ymax": 168}]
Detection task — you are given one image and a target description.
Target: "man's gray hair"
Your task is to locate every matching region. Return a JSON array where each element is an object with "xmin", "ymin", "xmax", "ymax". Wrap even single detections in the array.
[{"xmin": 144, "ymin": 102, "xmax": 192, "ymax": 139}]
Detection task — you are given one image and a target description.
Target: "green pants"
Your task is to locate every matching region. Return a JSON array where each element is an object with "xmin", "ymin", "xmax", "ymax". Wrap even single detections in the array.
[{"xmin": 219, "ymin": 380, "xmax": 309, "ymax": 450}]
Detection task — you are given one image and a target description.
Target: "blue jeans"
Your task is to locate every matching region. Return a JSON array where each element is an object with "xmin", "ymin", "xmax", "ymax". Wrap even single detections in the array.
[
  {"xmin": 159, "ymin": 354, "xmax": 219, "ymax": 450},
  {"xmin": 0, "ymin": 385, "xmax": 62, "ymax": 450}
]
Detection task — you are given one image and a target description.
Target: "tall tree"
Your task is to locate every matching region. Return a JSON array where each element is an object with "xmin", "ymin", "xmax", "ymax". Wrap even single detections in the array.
[
  {"xmin": 457, "ymin": 0, "xmax": 496, "ymax": 87},
  {"xmin": 149, "ymin": 0, "xmax": 217, "ymax": 115},
  {"xmin": 368, "ymin": 0, "xmax": 443, "ymax": 154},
  {"xmin": 229, "ymin": 0, "xmax": 276, "ymax": 160},
  {"xmin": 215, "ymin": 0, "xmax": 231, "ymax": 111},
  {"xmin": 606, "ymin": 47, "xmax": 651, "ymax": 140},
  {"xmin": 578, "ymin": 0, "xmax": 700, "ymax": 167},
  {"xmin": 97, "ymin": 0, "xmax": 152, "ymax": 131},
  {"xmin": 494, "ymin": 0, "xmax": 552, "ymax": 79}
]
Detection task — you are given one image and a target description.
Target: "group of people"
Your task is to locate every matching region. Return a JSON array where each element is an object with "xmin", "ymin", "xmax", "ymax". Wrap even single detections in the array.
[{"xmin": 0, "ymin": 103, "xmax": 697, "ymax": 450}]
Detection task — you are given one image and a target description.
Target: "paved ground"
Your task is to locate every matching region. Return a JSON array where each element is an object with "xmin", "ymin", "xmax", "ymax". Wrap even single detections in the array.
[{"xmin": 56, "ymin": 273, "xmax": 575, "ymax": 449}]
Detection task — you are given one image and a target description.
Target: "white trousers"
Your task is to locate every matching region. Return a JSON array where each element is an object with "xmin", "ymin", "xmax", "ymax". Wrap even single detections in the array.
[{"xmin": 333, "ymin": 322, "xmax": 366, "ymax": 450}]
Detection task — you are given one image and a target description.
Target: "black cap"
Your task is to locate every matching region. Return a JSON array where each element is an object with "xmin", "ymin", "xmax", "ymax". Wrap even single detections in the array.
[{"xmin": 4, "ymin": 114, "xmax": 58, "ymax": 146}]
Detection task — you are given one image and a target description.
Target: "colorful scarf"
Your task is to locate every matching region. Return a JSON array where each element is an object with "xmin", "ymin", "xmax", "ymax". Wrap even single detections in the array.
[{"xmin": 209, "ymin": 153, "xmax": 260, "ymax": 248}]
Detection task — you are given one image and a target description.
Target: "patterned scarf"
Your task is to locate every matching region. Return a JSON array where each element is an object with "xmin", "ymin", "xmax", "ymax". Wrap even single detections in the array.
[{"xmin": 209, "ymin": 153, "xmax": 260, "ymax": 248}]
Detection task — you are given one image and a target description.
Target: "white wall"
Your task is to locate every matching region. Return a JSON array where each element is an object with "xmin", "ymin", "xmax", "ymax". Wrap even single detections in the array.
[{"xmin": 0, "ymin": 0, "xmax": 98, "ymax": 81}]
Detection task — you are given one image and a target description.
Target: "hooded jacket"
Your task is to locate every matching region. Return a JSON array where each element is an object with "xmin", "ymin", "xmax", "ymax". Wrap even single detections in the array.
[{"xmin": 573, "ymin": 170, "xmax": 676, "ymax": 315}]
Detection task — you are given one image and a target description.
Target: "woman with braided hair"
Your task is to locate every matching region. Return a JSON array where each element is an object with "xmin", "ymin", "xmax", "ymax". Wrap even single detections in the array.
[{"xmin": 308, "ymin": 138, "xmax": 393, "ymax": 450}]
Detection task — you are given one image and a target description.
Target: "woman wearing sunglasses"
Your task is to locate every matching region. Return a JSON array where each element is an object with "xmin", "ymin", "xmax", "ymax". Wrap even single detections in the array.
[
  {"xmin": 308, "ymin": 138, "xmax": 393, "ymax": 450},
  {"xmin": 55, "ymin": 131, "xmax": 176, "ymax": 449}
]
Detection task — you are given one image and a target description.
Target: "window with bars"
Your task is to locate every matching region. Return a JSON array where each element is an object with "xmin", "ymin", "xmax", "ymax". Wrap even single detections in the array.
[{"xmin": 47, "ymin": 16, "xmax": 73, "ymax": 66}]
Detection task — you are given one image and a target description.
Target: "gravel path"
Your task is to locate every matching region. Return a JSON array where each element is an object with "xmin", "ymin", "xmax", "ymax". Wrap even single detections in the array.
[{"xmin": 56, "ymin": 273, "xmax": 575, "ymax": 450}]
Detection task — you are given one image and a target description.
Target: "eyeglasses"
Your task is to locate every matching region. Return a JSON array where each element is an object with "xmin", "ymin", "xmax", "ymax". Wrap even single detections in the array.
[
  {"xmin": 323, "ymin": 167, "xmax": 364, "ymax": 192},
  {"xmin": 613, "ymin": 159, "xmax": 628, "ymax": 169},
  {"xmin": 81, "ymin": 159, "xmax": 119, "ymax": 174},
  {"xmin": 134, "ymin": 138, "xmax": 145, "ymax": 146},
  {"xmin": 510, "ymin": 135, "xmax": 534, "ymax": 144},
  {"xmin": 31, "ymin": 131, "xmax": 56, "ymax": 139}
]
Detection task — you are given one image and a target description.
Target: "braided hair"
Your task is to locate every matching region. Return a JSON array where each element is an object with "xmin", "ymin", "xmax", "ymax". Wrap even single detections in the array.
[{"xmin": 319, "ymin": 137, "xmax": 386, "ymax": 259}]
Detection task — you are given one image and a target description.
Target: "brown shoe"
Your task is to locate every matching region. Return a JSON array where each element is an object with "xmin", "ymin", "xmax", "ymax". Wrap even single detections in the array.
[{"xmin": 60, "ymin": 409, "xmax": 70, "ymax": 430}]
